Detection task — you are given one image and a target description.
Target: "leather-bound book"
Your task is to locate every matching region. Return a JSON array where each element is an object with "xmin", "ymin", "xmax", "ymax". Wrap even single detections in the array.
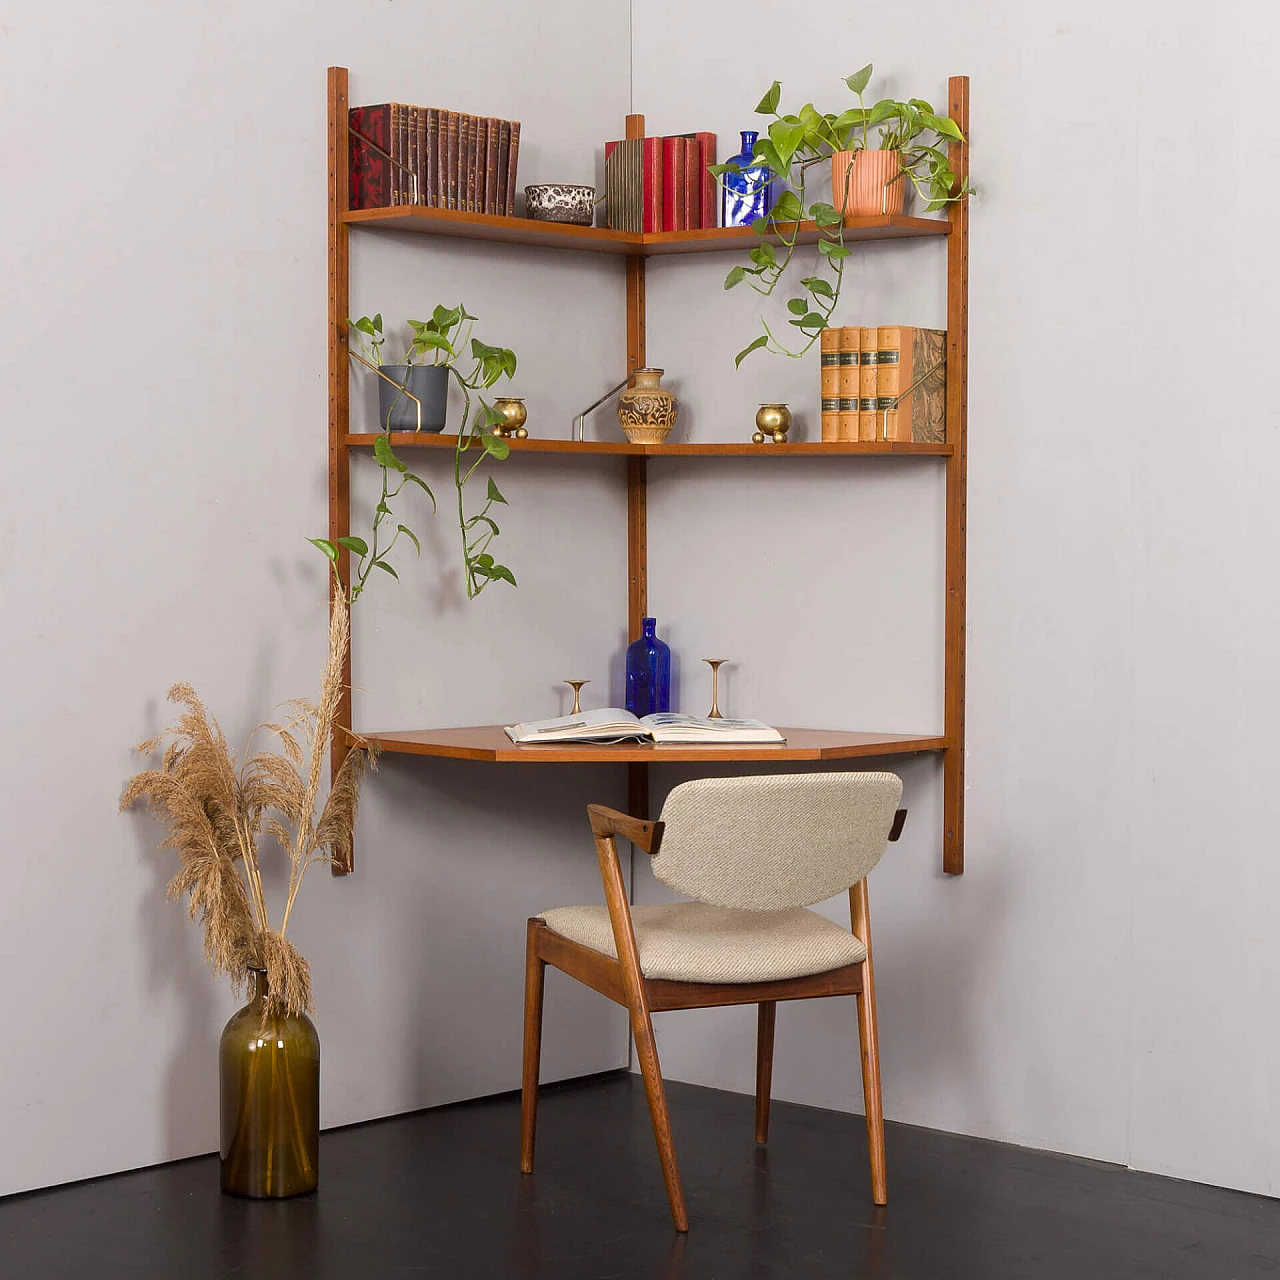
[
  {"xmin": 505, "ymin": 121, "xmax": 520, "ymax": 216},
  {"xmin": 642, "ymin": 136, "xmax": 664, "ymax": 234},
  {"xmin": 670, "ymin": 131, "xmax": 717, "ymax": 226},
  {"xmin": 465, "ymin": 115, "xmax": 480, "ymax": 213},
  {"xmin": 484, "ymin": 118, "xmax": 500, "ymax": 215},
  {"xmin": 444, "ymin": 112, "xmax": 459, "ymax": 210},
  {"xmin": 683, "ymin": 136, "xmax": 701, "ymax": 230},
  {"xmin": 474, "ymin": 117, "xmax": 487, "ymax": 212},
  {"xmin": 496, "ymin": 120, "xmax": 511, "ymax": 217},
  {"xmin": 348, "ymin": 104, "xmax": 392, "ymax": 209},
  {"xmin": 859, "ymin": 326, "xmax": 880, "ymax": 440},
  {"xmin": 408, "ymin": 106, "xmax": 421, "ymax": 205},
  {"xmin": 837, "ymin": 326, "xmax": 860, "ymax": 440},
  {"xmin": 820, "ymin": 327, "xmax": 841, "ymax": 441},
  {"xmin": 662, "ymin": 137, "xmax": 681, "ymax": 231},
  {"xmin": 876, "ymin": 326, "xmax": 947, "ymax": 442},
  {"xmin": 425, "ymin": 108, "xmax": 440, "ymax": 207}
]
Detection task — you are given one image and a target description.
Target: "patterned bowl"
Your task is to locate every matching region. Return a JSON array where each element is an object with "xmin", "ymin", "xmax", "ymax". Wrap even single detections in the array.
[{"xmin": 524, "ymin": 183, "xmax": 596, "ymax": 225}]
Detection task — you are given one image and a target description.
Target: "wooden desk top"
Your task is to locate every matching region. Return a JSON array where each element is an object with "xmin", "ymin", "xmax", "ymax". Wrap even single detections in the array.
[{"xmin": 362, "ymin": 725, "xmax": 948, "ymax": 764}]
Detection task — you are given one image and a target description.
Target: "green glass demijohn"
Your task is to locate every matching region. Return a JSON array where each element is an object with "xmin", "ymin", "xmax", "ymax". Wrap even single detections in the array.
[{"xmin": 219, "ymin": 968, "xmax": 320, "ymax": 1197}]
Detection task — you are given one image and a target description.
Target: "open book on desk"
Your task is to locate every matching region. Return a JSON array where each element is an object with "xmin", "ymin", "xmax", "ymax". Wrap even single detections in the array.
[{"xmin": 504, "ymin": 708, "xmax": 786, "ymax": 745}]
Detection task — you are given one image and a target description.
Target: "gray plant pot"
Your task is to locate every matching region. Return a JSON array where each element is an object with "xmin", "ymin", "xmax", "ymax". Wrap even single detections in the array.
[{"xmin": 377, "ymin": 364, "xmax": 449, "ymax": 433}]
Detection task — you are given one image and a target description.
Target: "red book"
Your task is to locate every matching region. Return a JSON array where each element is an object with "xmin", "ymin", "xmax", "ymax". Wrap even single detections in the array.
[
  {"xmin": 683, "ymin": 136, "xmax": 700, "ymax": 230},
  {"xmin": 349, "ymin": 104, "xmax": 392, "ymax": 209},
  {"xmin": 642, "ymin": 136, "xmax": 664, "ymax": 234},
  {"xmin": 662, "ymin": 136, "xmax": 682, "ymax": 231},
  {"xmin": 671, "ymin": 131, "xmax": 718, "ymax": 227}
]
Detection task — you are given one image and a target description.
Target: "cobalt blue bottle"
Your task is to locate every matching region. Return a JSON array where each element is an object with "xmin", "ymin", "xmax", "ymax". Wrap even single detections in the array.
[
  {"xmin": 625, "ymin": 617, "xmax": 671, "ymax": 716},
  {"xmin": 721, "ymin": 130, "xmax": 775, "ymax": 228}
]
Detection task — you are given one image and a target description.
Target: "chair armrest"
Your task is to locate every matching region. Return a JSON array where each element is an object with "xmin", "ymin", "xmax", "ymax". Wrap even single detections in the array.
[
  {"xmin": 587, "ymin": 804, "xmax": 664, "ymax": 855},
  {"xmin": 888, "ymin": 808, "xmax": 907, "ymax": 842}
]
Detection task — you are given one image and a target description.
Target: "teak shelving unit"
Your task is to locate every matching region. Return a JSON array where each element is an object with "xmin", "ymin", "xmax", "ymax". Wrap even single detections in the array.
[{"xmin": 326, "ymin": 67, "xmax": 969, "ymax": 875}]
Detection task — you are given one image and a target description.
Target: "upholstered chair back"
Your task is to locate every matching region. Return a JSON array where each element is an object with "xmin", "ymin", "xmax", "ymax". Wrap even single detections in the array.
[{"xmin": 650, "ymin": 773, "xmax": 903, "ymax": 912}]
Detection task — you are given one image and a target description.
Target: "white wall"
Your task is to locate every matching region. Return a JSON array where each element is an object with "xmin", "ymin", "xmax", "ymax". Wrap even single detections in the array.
[
  {"xmin": 0, "ymin": 0, "xmax": 635, "ymax": 1198},
  {"xmin": 634, "ymin": 0, "xmax": 1280, "ymax": 1197}
]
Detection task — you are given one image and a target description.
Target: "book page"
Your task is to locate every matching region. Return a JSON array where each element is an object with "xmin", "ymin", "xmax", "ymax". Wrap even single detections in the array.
[{"xmin": 505, "ymin": 707, "xmax": 648, "ymax": 744}]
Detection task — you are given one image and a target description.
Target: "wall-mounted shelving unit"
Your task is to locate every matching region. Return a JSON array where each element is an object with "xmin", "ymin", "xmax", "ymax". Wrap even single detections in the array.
[{"xmin": 327, "ymin": 67, "xmax": 969, "ymax": 876}]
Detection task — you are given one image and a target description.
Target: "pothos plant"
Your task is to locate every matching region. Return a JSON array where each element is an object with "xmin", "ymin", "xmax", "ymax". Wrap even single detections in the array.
[
  {"xmin": 713, "ymin": 64, "xmax": 970, "ymax": 366},
  {"xmin": 310, "ymin": 305, "xmax": 519, "ymax": 602}
]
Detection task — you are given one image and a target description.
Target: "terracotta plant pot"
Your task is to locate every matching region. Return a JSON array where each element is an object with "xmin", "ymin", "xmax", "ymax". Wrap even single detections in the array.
[{"xmin": 830, "ymin": 149, "xmax": 906, "ymax": 218}]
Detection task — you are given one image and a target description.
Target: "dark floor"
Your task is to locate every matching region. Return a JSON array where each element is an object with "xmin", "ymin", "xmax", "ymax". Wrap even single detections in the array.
[{"xmin": 3, "ymin": 1071, "xmax": 1279, "ymax": 1280}]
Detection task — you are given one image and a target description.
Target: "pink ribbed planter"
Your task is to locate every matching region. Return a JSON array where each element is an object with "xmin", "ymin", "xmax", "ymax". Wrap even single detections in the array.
[{"xmin": 830, "ymin": 149, "xmax": 905, "ymax": 217}]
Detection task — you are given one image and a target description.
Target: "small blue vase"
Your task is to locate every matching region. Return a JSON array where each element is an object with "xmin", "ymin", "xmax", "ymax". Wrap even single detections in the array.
[
  {"xmin": 721, "ymin": 130, "xmax": 775, "ymax": 228},
  {"xmin": 625, "ymin": 617, "xmax": 671, "ymax": 717}
]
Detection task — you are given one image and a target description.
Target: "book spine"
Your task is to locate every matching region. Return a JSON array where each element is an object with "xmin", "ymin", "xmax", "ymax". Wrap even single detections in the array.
[
  {"xmin": 473, "ymin": 117, "xmax": 486, "ymax": 213},
  {"xmin": 683, "ymin": 136, "xmax": 700, "ymax": 231},
  {"xmin": 662, "ymin": 137, "xmax": 680, "ymax": 231},
  {"xmin": 820, "ymin": 327, "xmax": 841, "ymax": 441},
  {"xmin": 642, "ymin": 136, "xmax": 664, "ymax": 235},
  {"xmin": 837, "ymin": 326, "xmax": 860, "ymax": 441},
  {"xmin": 694, "ymin": 131, "xmax": 716, "ymax": 228},
  {"xmin": 469, "ymin": 115, "xmax": 481, "ymax": 213},
  {"xmin": 444, "ymin": 112, "xmax": 459, "ymax": 210},
  {"xmin": 409, "ymin": 106, "xmax": 421, "ymax": 205},
  {"xmin": 426, "ymin": 108, "xmax": 439, "ymax": 206},
  {"xmin": 859, "ymin": 326, "xmax": 880, "ymax": 441},
  {"xmin": 485, "ymin": 117, "xmax": 500, "ymax": 215},
  {"xmin": 348, "ymin": 104, "xmax": 391, "ymax": 210},
  {"xmin": 456, "ymin": 113, "xmax": 469, "ymax": 211},
  {"xmin": 876, "ymin": 325, "xmax": 904, "ymax": 442},
  {"xmin": 505, "ymin": 121, "xmax": 520, "ymax": 217},
  {"xmin": 495, "ymin": 120, "xmax": 511, "ymax": 218}
]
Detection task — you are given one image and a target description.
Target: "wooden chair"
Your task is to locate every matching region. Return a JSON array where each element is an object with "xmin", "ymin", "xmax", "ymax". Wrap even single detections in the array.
[{"xmin": 519, "ymin": 772, "xmax": 906, "ymax": 1232}]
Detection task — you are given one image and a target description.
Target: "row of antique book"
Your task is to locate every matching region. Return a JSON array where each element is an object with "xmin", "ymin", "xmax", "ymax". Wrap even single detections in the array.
[
  {"xmin": 604, "ymin": 133, "xmax": 718, "ymax": 233},
  {"xmin": 819, "ymin": 326, "xmax": 948, "ymax": 443},
  {"xmin": 348, "ymin": 103, "xmax": 521, "ymax": 215}
]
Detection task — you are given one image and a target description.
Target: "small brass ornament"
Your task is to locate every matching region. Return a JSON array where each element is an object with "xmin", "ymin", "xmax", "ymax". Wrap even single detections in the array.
[
  {"xmin": 752, "ymin": 403, "xmax": 792, "ymax": 444},
  {"xmin": 702, "ymin": 658, "xmax": 728, "ymax": 719},
  {"xmin": 490, "ymin": 396, "xmax": 529, "ymax": 439},
  {"xmin": 563, "ymin": 680, "xmax": 589, "ymax": 715}
]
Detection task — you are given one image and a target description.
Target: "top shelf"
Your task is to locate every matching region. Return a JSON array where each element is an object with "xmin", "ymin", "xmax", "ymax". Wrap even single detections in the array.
[{"xmin": 341, "ymin": 205, "xmax": 950, "ymax": 257}]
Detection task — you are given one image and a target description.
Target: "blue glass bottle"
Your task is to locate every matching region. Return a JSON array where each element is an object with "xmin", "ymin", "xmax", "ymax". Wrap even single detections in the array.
[
  {"xmin": 721, "ymin": 130, "xmax": 776, "ymax": 228},
  {"xmin": 625, "ymin": 617, "xmax": 671, "ymax": 716}
]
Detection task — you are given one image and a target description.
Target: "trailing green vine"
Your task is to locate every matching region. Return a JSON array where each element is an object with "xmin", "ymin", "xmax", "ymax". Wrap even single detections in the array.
[
  {"xmin": 713, "ymin": 65, "xmax": 970, "ymax": 367},
  {"xmin": 310, "ymin": 305, "xmax": 519, "ymax": 602}
]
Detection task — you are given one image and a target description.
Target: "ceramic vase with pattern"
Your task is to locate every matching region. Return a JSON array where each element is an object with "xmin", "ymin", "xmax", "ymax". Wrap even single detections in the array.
[
  {"xmin": 616, "ymin": 368, "xmax": 677, "ymax": 444},
  {"xmin": 830, "ymin": 149, "xmax": 905, "ymax": 218}
]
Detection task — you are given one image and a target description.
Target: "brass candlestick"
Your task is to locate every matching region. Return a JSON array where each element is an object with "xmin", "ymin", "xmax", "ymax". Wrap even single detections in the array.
[
  {"xmin": 563, "ymin": 680, "xmax": 589, "ymax": 714},
  {"xmin": 702, "ymin": 659, "xmax": 728, "ymax": 719}
]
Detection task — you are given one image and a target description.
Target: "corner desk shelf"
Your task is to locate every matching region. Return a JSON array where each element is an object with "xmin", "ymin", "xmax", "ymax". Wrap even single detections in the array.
[{"xmin": 327, "ymin": 68, "xmax": 970, "ymax": 875}]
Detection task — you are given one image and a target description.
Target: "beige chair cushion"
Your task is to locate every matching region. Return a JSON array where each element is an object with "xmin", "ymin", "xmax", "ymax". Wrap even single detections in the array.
[{"xmin": 537, "ymin": 902, "xmax": 867, "ymax": 984}]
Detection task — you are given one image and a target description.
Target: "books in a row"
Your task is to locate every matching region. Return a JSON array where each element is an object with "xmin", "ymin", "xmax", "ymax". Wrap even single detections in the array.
[
  {"xmin": 604, "ymin": 133, "xmax": 718, "ymax": 234},
  {"xmin": 504, "ymin": 708, "xmax": 785, "ymax": 746},
  {"xmin": 348, "ymin": 103, "xmax": 521, "ymax": 215},
  {"xmin": 819, "ymin": 326, "xmax": 947, "ymax": 443}
]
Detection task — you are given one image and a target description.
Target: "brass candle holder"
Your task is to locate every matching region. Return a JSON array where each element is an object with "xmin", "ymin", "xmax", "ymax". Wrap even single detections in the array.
[
  {"xmin": 563, "ymin": 679, "xmax": 589, "ymax": 715},
  {"xmin": 490, "ymin": 396, "xmax": 529, "ymax": 439},
  {"xmin": 752, "ymin": 403, "xmax": 792, "ymax": 444},
  {"xmin": 702, "ymin": 658, "xmax": 728, "ymax": 719}
]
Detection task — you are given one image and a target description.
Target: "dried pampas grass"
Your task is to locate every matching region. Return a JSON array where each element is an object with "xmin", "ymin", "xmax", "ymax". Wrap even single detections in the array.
[{"xmin": 121, "ymin": 590, "xmax": 376, "ymax": 1018}]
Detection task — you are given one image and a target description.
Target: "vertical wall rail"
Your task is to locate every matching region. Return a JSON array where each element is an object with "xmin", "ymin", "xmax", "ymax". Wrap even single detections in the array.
[
  {"xmin": 328, "ymin": 66, "xmax": 354, "ymax": 874},
  {"xmin": 942, "ymin": 75, "xmax": 970, "ymax": 875},
  {"xmin": 624, "ymin": 113, "xmax": 649, "ymax": 821}
]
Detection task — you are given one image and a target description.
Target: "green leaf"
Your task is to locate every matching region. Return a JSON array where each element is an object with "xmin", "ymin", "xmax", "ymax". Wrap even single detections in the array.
[
  {"xmin": 748, "ymin": 241, "xmax": 777, "ymax": 269},
  {"xmin": 724, "ymin": 264, "xmax": 746, "ymax": 290},
  {"xmin": 751, "ymin": 139, "xmax": 785, "ymax": 177},
  {"xmin": 787, "ymin": 297, "xmax": 808, "ymax": 315},
  {"xmin": 789, "ymin": 312, "xmax": 826, "ymax": 329},
  {"xmin": 372, "ymin": 313, "xmax": 383, "ymax": 332},
  {"xmin": 707, "ymin": 162, "xmax": 739, "ymax": 178},
  {"xmin": 486, "ymin": 476, "xmax": 507, "ymax": 505},
  {"xmin": 307, "ymin": 537, "xmax": 339, "ymax": 562},
  {"xmin": 466, "ymin": 514, "xmax": 500, "ymax": 535},
  {"xmin": 773, "ymin": 190, "xmax": 803, "ymax": 222},
  {"xmin": 809, "ymin": 201, "xmax": 842, "ymax": 228},
  {"xmin": 768, "ymin": 120, "xmax": 806, "ymax": 168},
  {"xmin": 490, "ymin": 564, "xmax": 517, "ymax": 587},
  {"xmin": 397, "ymin": 524, "xmax": 421, "ymax": 554},
  {"xmin": 734, "ymin": 334, "xmax": 769, "ymax": 367},
  {"xmin": 754, "ymin": 80, "xmax": 781, "ymax": 114},
  {"xmin": 373, "ymin": 560, "xmax": 399, "ymax": 579},
  {"xmin": 373, "ymin": 433, "xmax": 408, "ymax": 472},
  {"xmin": 483, "ymin": 434, "xmax": 510, "ymax": 460},
  {"xmin": 801, "ymin": 276, "xmax": 835, "ymax": 299},
  {"xmin": 409, "ymin": 330, "xmax": 454, "ymax": 358},
  {"xmin": 845, "ymin": 64, "xmax": 873, "ymax": 96},
  {"xmin": 337, "ymin": 535, "xmax": 369, "ymax": 556},
  {"xmin": 930, "ymin": 115, "xmax": 964, "ymax": 142},
  {"xmin": 817, "ymin": 239, "xmax": 851, "ymax": 259},
  {"xmin": 403, "ymin": 472, "xmax": 437, "ymax": 510}
]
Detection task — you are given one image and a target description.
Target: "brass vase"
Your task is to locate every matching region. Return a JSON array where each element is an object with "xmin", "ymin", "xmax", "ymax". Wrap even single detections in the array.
[
  {"xmin": 617, "ymin": 368, "xmax": 677, "ymax": 444},
  {"xmin": 753, "ymin": 403, "xmax": 792, "ymax": 444},
  {"xmin": 219, "ymin": 969, "xmax": 320, "ymax": 1198},
  {"xmin": 491, "ymin": 396, "xmax": 528, "ymax": 438}
]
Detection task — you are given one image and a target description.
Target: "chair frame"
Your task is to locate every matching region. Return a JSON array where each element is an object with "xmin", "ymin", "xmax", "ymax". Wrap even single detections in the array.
[{"xmin": 520, "ymin": 801, "xmax": 906, "ymax": 1232}]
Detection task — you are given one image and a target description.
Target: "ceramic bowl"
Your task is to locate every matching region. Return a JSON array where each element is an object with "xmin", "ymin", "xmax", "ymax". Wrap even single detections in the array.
[{"xmin": 524, "ymin": 183, "xmax": 596, "ymax": 225}]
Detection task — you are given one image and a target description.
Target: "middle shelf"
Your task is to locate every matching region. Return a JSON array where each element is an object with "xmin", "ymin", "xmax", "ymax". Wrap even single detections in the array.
[{"xmin": 344, "ymin": 433, "xmax": 953, "ymax": 457}]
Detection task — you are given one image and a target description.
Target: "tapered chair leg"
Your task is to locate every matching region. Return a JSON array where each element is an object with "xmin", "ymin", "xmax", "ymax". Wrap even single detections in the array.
[
  {"xmin": 755, "ymin": 1001, "xmax": 776, "ymax": 1145},
  {"xmin": 855, "ymin": 969, "xmax": 887, "ymax": 1204},
  {"xmin": 520, "ymin": 920, "xmax": 546, "ymax": 1174},
  {"xmin": 629, "ymin": 1003, "xmax": 689, "ymax": 1232}
]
